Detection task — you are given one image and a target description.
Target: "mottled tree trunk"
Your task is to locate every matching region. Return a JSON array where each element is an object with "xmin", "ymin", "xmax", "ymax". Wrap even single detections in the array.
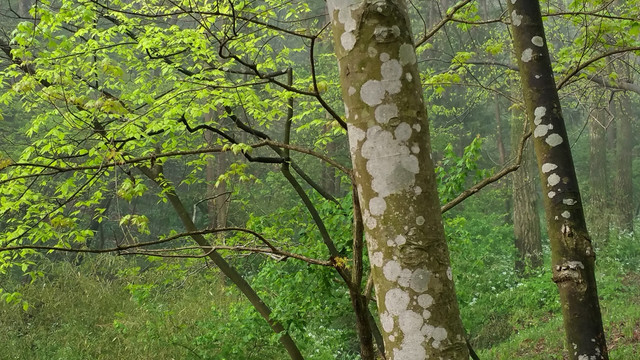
[
  {"xmin": 328, "ymin": 1, "xmax": 468, "ymax": 359},
  {"xmin": 511, "ymin": 113, "xmax": 542, "ymax": 274},
  {"xmin": 587, "ymin": 103, "xmax": 610, "ymax": 244},
  {"xmin": 507, "ymin": 1, "xmax": 608, "ymax": 359},
  {"xmin": 613, "ymin": 94, "xmax": 634, "ymax": 233}
]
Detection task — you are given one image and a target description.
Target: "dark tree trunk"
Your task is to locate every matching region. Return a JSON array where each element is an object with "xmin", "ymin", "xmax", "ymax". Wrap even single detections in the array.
[{"xmin": 507, "ymin": 1, "xmax": 608, "ymax": 358}]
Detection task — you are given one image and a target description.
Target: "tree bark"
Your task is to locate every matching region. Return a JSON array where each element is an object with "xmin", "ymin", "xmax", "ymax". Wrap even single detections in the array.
[
  {"xmin": 511, "ymin": 113, "xmax": 542, "ymax": 274},
  {"xmin": 328, "ymin": 1, "xmax": 468, "ymax": 359},
  {"xmin": 507, "ymin": 1, "xmax": 608, "ymax": 359}
]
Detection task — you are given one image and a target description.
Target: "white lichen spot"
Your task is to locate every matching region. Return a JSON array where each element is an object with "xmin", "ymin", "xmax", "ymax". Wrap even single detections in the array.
[
  {"xmin": 414, "ymin": 186, "xmax": 422, "ymax": 196},
  {"xmin": 340, "ymin": 32, "xmax": 356, "ymax": 51},
  {"xmin": 369, "ymin": 196, "xmax": 387, "ymax": 216},
  {"xmin": 365, "ymin": 214, "xmax": 377, "ymax": 229},
  {"xmin": 531, "ymin": 36, "xmax": 544, "ymax": 47},
  {"xmin": 348, "ymin": 86, "xmax": 356, "ymax": 96},
  {"xmin": 399, "ymin": 310, "xmax": 424, "ymax": 333},
  {"xmin": 394, "ymin": 235, "xmax": 407, "ymax": 246},
  {"xmin": 411, "ymin": 144, "xmax": 420, "ymax": 154},
  {"xmin": 534, "ymin": 124, "xmax": 549, "ymax": 138},
  {"xmin": 380, "ymin": 311, "xmax": 394, "ymax": 332},
  {"xmin": 542, "ymin": 163, "xmax": 558, "ymax": 173},
  {"xmin": 397, "ymin": 268, "xmax": 412, "ymax": 287},
  {"xmin": 385, "ymin": 288, "xmax": 410, "ymax": 316},
  {"xmin": 511, "ymin": 10, "xmax": 523, "ymax": 26},
  {"xmin": 399, "ymin": 43, "xmax": 417, "ymax": 65},
  {"xmin": 389, "ymin": 334, "xmax": 395, "ymax": 342},
  {"xmin": 380, "ymin": 52, "xmax": 390, "ymax": 62},
  {"xmin": 417, "ymin": 294, "xmax": 434, "ymax": 308},
  {"xmin": 416, "ymin": 216, "xmax": 425, "ymax": 225},
  {"xmin": 347, "ymin": 124, "xmax": 365, "ymax": 155},
  {"xmin": 548, "ymin": 173, "xmax": 561, "ymax": 187},
  {"xmin": 535, "ymin": 74, "xmax": 541, "ymax": 79},
  {"xmin": 563, "ymin": 198, "xmax": 577, "ymax": 206},
  {"xmin": 546, "ymin": 133, "xmax": 564, "ymax": 147},
  {"xmin": 371, "ymin": 252, "xmax": 384, "ymax": 267},
  {"xmin": 534, "ymin": 106, "xmax": 546, "ymax": 124},
  {"xmin": 375, "ymin": 104, "xmax": 398, "ymax": 124},
  {"xmin": 405, "ymin": 73, "xmax": 413, "ymax": 82},
  {"xmin": 360, "ymin": 80, "xmax": 385, "ymax": 106},
  {"xmin": 361, "ymin": 126, "xmax": 420, "ymax": 197},
  {"xmin": 422, "ymin": 310, "xmax": 431, "ymax": 320},
  {"xmin": 395, "ymin": 122, "xmax": 413, "ymax": 142},
  {"xmin": 432, "ymin": 327, "xmax": 448, "ymax": 342},
  {"xmin": 431, "ymin": 327, "xmax": 448, "ymax": 349},
  {"xmin": 521, "ymin": 48, "xmax": 533, "ymax": 62},
  {"xmin": 409, "ymin": 268, "xmax": 431, "ymax": 292},
  {"xmin": 446, "ymin": 267, "xmax": 453, "ymax": 281},
  {"xmin": 383, "ymin": 260, "xmax": 402, "ymax": 282},
  {"xmin": 548, "ymin": 191, "xmax": 556, "ymax": 198},
  {"xmin": 413, "ymin": 124, "xmax": 421, "ymax": 132},
  {"xmin": 368, "ymin": 46, "xmax": 377, "ymax": 58},
  {"xmin": 562, "ymin": 211, "xmax": 571, "ymax": 218}
]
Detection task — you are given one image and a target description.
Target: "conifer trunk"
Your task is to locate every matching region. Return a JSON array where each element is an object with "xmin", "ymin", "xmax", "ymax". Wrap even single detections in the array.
[
  {"xmin": 328, "ymin": 1, "xmax": 468, "ymax": 359},
  {"xmin": 507, "ymin": 1, "xmax": 608, "ymax": 358}
]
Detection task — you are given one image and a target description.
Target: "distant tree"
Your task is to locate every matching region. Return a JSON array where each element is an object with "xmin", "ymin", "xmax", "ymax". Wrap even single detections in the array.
[{"xmin": 510, "ymin": 109, "xmax": 542, "ymax": 274}]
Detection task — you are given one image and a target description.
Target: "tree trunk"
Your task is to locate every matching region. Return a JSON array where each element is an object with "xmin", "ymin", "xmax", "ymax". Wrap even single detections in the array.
[
  {"xmin": 587, "ymin": 101, "xmax": 610, "ymax": 244},
  {"xmin": 139, "ymin": 166, "xmax": 304, "ymax": 360},
  {"xmin": 613, "ymin": 94, "xmax": 634, "ymax": 233},
  {"xmin": 511, "ymin": 113, "xmax": 542, "ymax": 274},
  {"xmin": 328, "ymin": 1, "xmax": 468, "ymax": 359},
  {"xmin": 507, "ymin": 2, "xmax": 608, "ymax": 359}
]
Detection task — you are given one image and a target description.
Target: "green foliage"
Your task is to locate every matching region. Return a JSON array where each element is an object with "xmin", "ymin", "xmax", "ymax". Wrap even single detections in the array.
[{"xmin": 436, "ymin": 135, "xmax": 492, "ymax": 204}]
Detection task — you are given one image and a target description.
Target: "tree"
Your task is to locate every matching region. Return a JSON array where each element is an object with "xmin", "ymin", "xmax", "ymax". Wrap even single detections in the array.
[
  {"xmin": 510, "ymin": 109, "xmax": 542, "ymax": 274},
  {"xmin": 507, "ymin": 1, "xmax": 608, "ymax": 358},
  {"xmin": 587, "ymin": 96, "xmax": 610, "ymax": 244},
  {"xmin": 327, "ymin": 1, "xmax": 468, "ymax": 359}
]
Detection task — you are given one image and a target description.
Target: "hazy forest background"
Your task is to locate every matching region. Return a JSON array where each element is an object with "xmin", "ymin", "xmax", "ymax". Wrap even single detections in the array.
[{"xmin": 0, "ymin": 0, "xmax": 639, "ymax": 359}]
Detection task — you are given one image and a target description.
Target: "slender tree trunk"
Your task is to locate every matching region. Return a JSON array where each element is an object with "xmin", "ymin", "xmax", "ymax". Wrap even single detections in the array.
[
  {"xmin": 328, "ymin": 1, "xmax": 468, "ymax": 359},
  {"xmin": 507, "ymin": 2, "xmax": 608, "ymax": 359},
  {"xmin": 139, "ymin": 166, "xmax": 304, "ymax": 360},
  {"xmin": 511, "ymin": 113, "xmax": 542, "ymax": 274},
  {"xmin": 613, "ymin": 94, "xmax": 634, "ymax": 233},
  {"xmin": 587, "ymin": 102, "xmax": 610, "ymax": 244}
]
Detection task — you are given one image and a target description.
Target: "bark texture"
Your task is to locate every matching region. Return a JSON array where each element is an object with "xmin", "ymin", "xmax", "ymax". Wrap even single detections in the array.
[
  {"xmin": 507, "ymin": 1, "xmax": 608, "ymax": 359},
  {"xmin": 511, "ymin": 114, "xmax": 542, "ymax": 274},
  {"xmin": 328, "ymin": 1, "xmax": 468, "ymax": 359}
]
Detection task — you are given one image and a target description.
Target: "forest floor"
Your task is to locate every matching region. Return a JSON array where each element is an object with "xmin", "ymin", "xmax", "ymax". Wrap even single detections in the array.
[{"xmin": 1, "ymin": 231, "xmax": 639, "ymax": 359}]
